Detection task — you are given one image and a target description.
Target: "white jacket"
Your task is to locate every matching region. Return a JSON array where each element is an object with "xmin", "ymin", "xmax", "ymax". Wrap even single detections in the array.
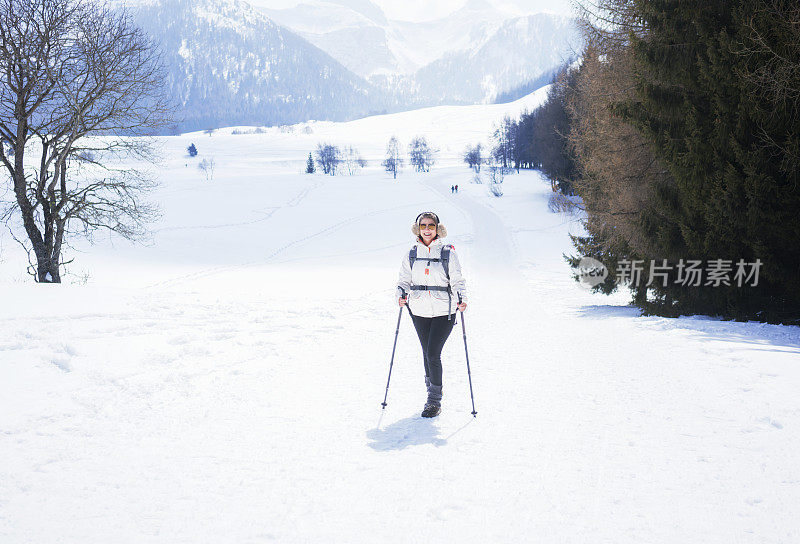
[{"xmin": 396, "ymin": 238, "xmax": 468, "ymax": 318}]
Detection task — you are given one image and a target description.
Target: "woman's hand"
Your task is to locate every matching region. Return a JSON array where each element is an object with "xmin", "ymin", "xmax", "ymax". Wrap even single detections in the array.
[
  {"xmin": 398, "ymin": 297, "xmax": 407, "ymax": 307},
  {"xmin": 457, "ymin": 301, "xmax": 467, "ymax": 312}
]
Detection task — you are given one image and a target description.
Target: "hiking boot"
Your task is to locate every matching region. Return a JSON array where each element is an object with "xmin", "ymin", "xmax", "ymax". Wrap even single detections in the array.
[
  {"xmin": 421, "ymin": 402, "xmax": 441, "ymax": 418},
  {"xmin": 421, "ymin": 384, "xmax": 442, "ymax": 418}
]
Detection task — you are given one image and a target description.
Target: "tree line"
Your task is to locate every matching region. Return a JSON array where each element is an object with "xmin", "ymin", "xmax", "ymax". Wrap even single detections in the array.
[
  {"xmin": 306, "ymin": 136, "xmax": 436, "ymax": 178},
  {"xmin": 477, "ymin": 71, "xmax": 578, "ymax": 196},
  {"xmin": 508, "ymin": 0, "xmax": 800, "ymax": 324}
]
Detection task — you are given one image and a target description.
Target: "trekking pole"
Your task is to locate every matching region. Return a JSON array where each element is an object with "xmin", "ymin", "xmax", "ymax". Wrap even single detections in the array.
[
  {"xmin": 382, "ymin": 289, "xmax": 407, "ymax": 409},
  {"xmin": 458, "ymin": 294, "xmax": 477, "ymax": 417}
]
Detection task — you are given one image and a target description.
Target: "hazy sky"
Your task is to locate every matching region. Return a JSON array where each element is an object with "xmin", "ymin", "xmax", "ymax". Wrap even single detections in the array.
[
  {"xmin": 256, "ymin": 0, "xmax": 574, "ymax": 22},
  {"xmin": 376, "ymin": 0, "xmax": 574, "ymax": 21}
]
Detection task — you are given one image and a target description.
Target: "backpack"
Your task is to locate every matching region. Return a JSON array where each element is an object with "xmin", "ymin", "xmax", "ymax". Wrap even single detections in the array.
[
  {"xmin": 408, "ymin": 244, "xmax": 456, "ymax": 320},
  {"xmin": 409, "ymin": 244, "xmax": 453, "ymax": 279}
]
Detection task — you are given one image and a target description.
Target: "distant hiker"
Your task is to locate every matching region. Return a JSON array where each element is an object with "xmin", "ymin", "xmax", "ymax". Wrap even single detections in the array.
[
  {"xmin": 397, "ymin": 212, "xmax": 468, "ymax": 418},
  {"xmin": 451, "ymin": 185, "xmax": 454, "ymax": 193},
  {"xmin": 455, "ymin": 184, "xmax": 459, "ymax": 193}
]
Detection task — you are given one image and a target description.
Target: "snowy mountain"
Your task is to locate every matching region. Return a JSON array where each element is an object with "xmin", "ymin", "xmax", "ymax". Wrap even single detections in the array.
[
  {"xmin": 262, "ymin": 1, "xmax": 399, "ymax": 77},
  {"xmin": 263, "ymin": 1, "xmax": 581, "ymax": 104},
  {"xmin": 263, "ymin": 0, "xmax": 517, "ymax": 77},
  {"xmin": 325, "ymin": 0, "xmax": 387, "ymax": 25},
  {"xmin": 410, "ymin": 13, "xmax": 582, "ymax": 103},
  {"xmin": 386, "ymin": 0, "xmax": 514, "ymax": 74},
  {"xmin": 124, "ymin": 0, "xmax": 579, "ymax": 130},
  {"xmin": 131, "ymin": 0, "xmax": 387, "ymax": 132}
]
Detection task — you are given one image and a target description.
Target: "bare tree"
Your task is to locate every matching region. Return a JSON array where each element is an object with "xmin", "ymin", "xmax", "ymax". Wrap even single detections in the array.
[
  {"xmin": 464, "ymin": 143, "xmax": 483, "ymax": 172},
  {"xmin": 487, "ymin": 165, "xmax": 505, "ymax": 196},
  {"xmin": 0, "ymin": 0, "xmax": 172, "ymax": 282},
  {"xmin": 315, "ymin": 143, "xmax": 340, "ymax": 175},
  {"xmin": 198, "ymin": 157, "xmax": 215, "ymax": 181},
  {"xmin": 567, "ymin": 0, "xmax": 675, "ymax": 259},
  {"xmin": 408, "ymin": 136, "xmax": 435, "ymax": 172},
  {"xmin": 733, "ymin": 0, "xmax": 800, "ymax": 162},
  {"xmin": 382, "ymin": 136, "xmax": 403, "ymax": 179},
  {"xmin": 342, "ymin": 145, "xmax": 366, "ymax": 175},
  {"xmin": 492, "ymin": 117, "xmax": 514, "ymax": 169},
  {"xmin": 487, "ymin": 165, "xmax": 505, "ymax": 185},
  {"xmin": 488, "ymin": 168, "xmax": 504, "ymax": 196}
]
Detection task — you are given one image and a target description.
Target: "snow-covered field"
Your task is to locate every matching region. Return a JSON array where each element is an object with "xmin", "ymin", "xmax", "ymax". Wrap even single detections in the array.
[{"xmin": 2, "ymin": 92, "xmax": 799, "ymax": 543}]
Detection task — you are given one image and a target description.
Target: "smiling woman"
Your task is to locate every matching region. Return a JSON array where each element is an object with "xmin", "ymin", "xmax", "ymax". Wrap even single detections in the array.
[{"xmin": 396, "ymin": 211, "xmax": 468, "ymax": 418}]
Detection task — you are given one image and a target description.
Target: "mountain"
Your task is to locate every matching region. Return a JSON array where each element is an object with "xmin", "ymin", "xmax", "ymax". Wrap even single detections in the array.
[
  {"xmin": 131, "ymin": 0, "xmax": 387, "ymax": 132},
  {"xmin": 263, "ymin": 2, "xmax": 398, "ymax": 77},
  {"xmin": 386, "ymin": 0, "xmax": 512, "ymax": 74},
  {"xmin": 409, "ymin": 13, "xmax": 581, "ymax": 104},
  {"xmin": 263, "ymin": 0, "xmax": 514, "ymax": 77},
  {"xmin": 262, "ymin": 1, "xmax": 581, "ymax": 104},
  {"xmin": 325, "ymin": 0, "xmax": 387, "ymax": 25},
  {"xmin": 124, "ymin": 0, "xmax": 580, "ymax": 131},
  {"xmin": 262, "ymin": 1, "xmax": 399, "ymax": 77}
]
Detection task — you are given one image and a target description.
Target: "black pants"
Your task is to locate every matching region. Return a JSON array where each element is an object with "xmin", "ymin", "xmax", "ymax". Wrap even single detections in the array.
[{"xmin": 410, "ymin": 313, "xmax": 456, "ymax": 387}]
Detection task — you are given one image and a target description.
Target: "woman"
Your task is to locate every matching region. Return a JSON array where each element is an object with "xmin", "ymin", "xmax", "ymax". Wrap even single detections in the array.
[{"xmin": 397, "ymin": 212, "xmax": 468, "ymax": 418}]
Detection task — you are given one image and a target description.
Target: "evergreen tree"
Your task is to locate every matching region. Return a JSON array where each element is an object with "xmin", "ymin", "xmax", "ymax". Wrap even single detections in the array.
[
  {"xmin": 487, "ymin": 67, "xmax": 578, "ymax": 193},
  {"xmin": 306, "ymin": 152, "xmax": 315, "ymax": 174},
  {"xmin": 566, "ymin": 0, "xmax": 800, "ymax": 323},
  {"xmin": 187, "ymin": 143, "xmax": 198, "ymax": 157},
  {"xmin": 618, "ymin": 0, "xmax": 800, "ymax": 322}
]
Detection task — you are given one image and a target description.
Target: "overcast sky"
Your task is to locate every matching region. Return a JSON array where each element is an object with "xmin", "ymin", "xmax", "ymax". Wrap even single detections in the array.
[
  {"xmin": 377, "ymin": 0, "xmax": 574, "ymax": 21},
  {"xmin": 256, "ymin": 0, "xmax": 574, "ymax": 22}
]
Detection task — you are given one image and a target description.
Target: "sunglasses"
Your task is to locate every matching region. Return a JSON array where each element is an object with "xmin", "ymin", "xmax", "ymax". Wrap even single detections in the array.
[{"xmin": 419, "ymin": 223, "xmax": 437, "ymax": 230}]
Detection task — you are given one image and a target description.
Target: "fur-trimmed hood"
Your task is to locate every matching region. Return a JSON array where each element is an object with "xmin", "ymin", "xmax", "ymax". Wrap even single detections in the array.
[{"xmin": 411, "ymin": 221, "xmax": 447, "ymax": 239}]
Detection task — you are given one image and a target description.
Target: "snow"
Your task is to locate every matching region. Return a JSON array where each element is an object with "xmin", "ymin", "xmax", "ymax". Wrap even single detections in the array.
[
  {"xmin": 2, "ymin": 90, "xmax": 800, "ymax": 543},
  {"xmin": 207, "ymin": 85, "xmax": 551, "ymax": 168},
  {"xmin": 259, "ymin": 0, "xmax": 539, "ymax": 76}
]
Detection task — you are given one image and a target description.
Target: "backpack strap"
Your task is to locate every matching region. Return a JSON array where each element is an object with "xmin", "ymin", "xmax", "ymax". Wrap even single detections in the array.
[
  {"xmin": 409, "ymin": 243, "xmax": 457, "ymax": 321},
  {"xmin": 440, "ymin": 244, "xmax": 453, "ymax": 281},
  {"xmin": 409, "ymin": 285, "xmax": 449, "ymax": 291},
  {"xmin": 441, "ymin": 244, "xmax": 455, "ymax": 321}
]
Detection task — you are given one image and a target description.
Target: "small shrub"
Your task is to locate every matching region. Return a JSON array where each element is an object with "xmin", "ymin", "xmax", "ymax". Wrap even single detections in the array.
[
  {"xmin": 548, "ymin": 192, "xmax": 578, "ymax": 214},
  {"xmin": 198, "ymin": 157, "xmax": 215, "ymax": 181}
]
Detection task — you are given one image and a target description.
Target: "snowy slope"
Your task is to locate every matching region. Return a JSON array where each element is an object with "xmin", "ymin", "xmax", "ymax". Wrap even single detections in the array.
[{"xmin": 1, "ymin": 91, "xmax": 799, "ymax": 543}]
